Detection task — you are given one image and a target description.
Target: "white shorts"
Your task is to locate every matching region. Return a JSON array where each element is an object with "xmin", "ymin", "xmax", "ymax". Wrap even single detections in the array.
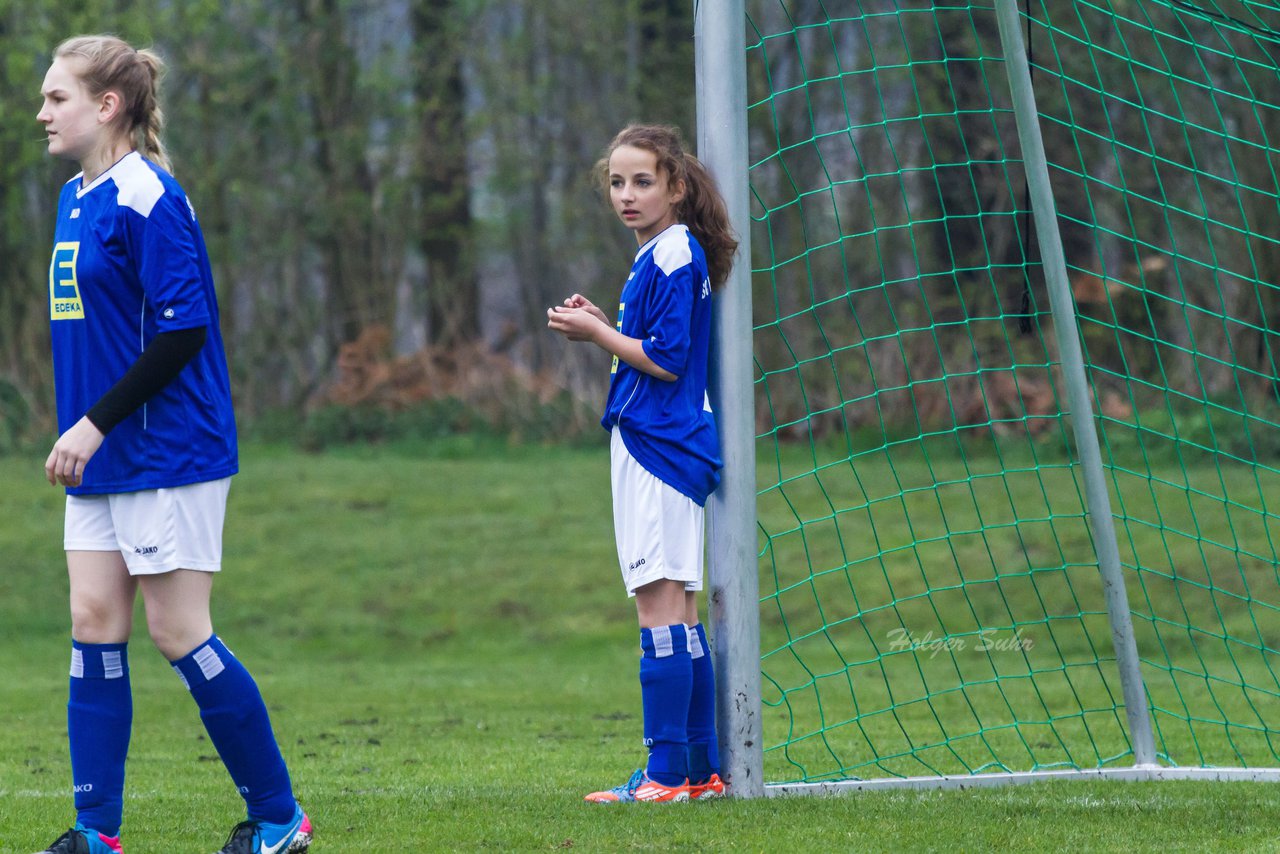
[
  {"xmin": 611, "ymin": 428, "xmax": 704, "ymax": 597},
  {"xmin": 64, "ymin": 478, "xmax": 231, "ymax": 575}
]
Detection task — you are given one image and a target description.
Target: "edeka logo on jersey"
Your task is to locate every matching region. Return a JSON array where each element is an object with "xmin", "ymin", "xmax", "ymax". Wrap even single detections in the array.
[{"xmin": 49, "ymin": 241, "xmax": 85, "ymax": 320}]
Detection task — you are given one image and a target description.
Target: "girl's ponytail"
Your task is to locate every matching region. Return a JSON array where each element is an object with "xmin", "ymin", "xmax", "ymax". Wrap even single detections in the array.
[
  {"xmin": 132, "ymin": 49, "xmax": 171, "ymax": 173},
  {"xmin": 678, "ymin": 153, "xmax": 738, "ymax": 291}
]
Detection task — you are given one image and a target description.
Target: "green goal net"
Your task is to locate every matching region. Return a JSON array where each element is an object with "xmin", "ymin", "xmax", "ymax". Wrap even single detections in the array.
[{"xmin": 744, "ymin": 0, "xmax": 1280, "ymax": 785}]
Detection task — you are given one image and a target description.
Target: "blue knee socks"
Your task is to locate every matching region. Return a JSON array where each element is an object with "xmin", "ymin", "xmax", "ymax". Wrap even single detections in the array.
[
  {"xmin": 687, "ymin": 623, "xmax": 721, "ymax": 782},
  {"xmin": 639, "ymin": 624, "xmax": 692, "ymax": 786},
  {"xmin": 69, "ymin": 641, "xmax": 132, "ymax": 838},
  {"xmin": 171, "ymin": 635, "xmax": 296, "ymax": 824}
]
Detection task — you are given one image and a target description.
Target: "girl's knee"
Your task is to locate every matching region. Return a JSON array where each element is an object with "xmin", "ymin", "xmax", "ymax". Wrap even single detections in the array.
[
  {"xmin": 144, "ymin": 610, "xmax": 211, "ymax": 661},
  {"xmin": 69, "ymin": 595, "xmax": 133, "ymax": 643}
]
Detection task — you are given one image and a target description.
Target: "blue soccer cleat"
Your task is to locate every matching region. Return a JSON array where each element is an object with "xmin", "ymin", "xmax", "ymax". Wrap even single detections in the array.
[
  {"xmin": 214, "ymin": 805, "xmax": 312, "ymax": 854},
  {"xmin": 35, "ymin": 824, "xmax": 123, "ymax": 854}
]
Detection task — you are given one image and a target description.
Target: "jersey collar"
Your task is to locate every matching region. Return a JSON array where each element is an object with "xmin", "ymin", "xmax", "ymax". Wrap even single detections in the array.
[{"xmin": 76, "ymin": 150, "xmax": 141, "ymax": 199}]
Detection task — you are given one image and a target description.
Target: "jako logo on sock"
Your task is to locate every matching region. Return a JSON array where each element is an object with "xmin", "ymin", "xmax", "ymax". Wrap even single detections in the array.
[{"xmin": 73, "ymin": 783, "xmax": 94, "ymax": 793}]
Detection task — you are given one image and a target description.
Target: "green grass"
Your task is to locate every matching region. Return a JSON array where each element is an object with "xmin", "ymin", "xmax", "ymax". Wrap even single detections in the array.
[{"xmin": 1, "ymin": 443, "xmax": 1278, "ymax": 852}]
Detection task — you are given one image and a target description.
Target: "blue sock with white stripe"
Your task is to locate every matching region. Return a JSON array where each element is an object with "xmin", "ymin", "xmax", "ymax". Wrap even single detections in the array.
[
  {"xmin": 639, "ymin": 624, "xmax": 691, "ymax": 787},
  {"xmin": 69, "ymin": 640, "xmax": 132, "ymax": 837},
  {"xmin": 687, "ymin": 623, "xmax": 720, "ymax": 782},
  {"xmin": 171, "ymin": 635, "xmax": 295, "ymax": 824}
]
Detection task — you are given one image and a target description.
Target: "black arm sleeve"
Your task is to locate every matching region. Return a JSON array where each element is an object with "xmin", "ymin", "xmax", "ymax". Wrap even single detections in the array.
[{"xmin": 85, "ymin": 326, "xmax": 208, "ymax": 435}]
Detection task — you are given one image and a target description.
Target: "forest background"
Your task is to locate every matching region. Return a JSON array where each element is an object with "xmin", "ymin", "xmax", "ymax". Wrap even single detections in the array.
[
  {"xmin": 2, "ymin": 1, "xmax": 1278, "ymax": 450},
  {"xmin": 1, "ymin": 0, "xmax": 704, "ymax": 448}
]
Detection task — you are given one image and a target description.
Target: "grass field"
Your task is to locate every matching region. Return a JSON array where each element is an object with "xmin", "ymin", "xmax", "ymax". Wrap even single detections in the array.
[{"xmin": 1, "ymin": 442, "xmax": 1278, "ymax": 852}]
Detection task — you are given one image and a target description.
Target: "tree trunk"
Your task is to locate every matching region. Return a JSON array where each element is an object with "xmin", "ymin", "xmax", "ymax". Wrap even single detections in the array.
[{"xmin": 412, "ymin": 0, "xmax": 477, "ymax": 347}]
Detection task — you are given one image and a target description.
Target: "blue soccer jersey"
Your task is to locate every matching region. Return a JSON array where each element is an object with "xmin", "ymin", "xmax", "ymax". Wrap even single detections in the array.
[
  {"xmin": 48, "ymin": 152, "xmax": 237, "ymax": 495},
  {"xmin": 602, "ymin": 224, "xmax": 722, "ymax": 505}
]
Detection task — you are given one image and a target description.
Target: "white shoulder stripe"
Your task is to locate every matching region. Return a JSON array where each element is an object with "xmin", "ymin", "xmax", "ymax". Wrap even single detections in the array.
[
  {"xmin": 113, "ymin": 154, "xmax": 166, "ymax": 217},
  {"xmin": 653, "ymin": 225, "xmax": 693, "ymax": 276}
]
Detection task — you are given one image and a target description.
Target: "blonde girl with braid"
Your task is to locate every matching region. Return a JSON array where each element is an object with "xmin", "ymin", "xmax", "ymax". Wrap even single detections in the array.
[{"xmin": 36, "ymin": 34, "xmax": 311, "ymax": 854}]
